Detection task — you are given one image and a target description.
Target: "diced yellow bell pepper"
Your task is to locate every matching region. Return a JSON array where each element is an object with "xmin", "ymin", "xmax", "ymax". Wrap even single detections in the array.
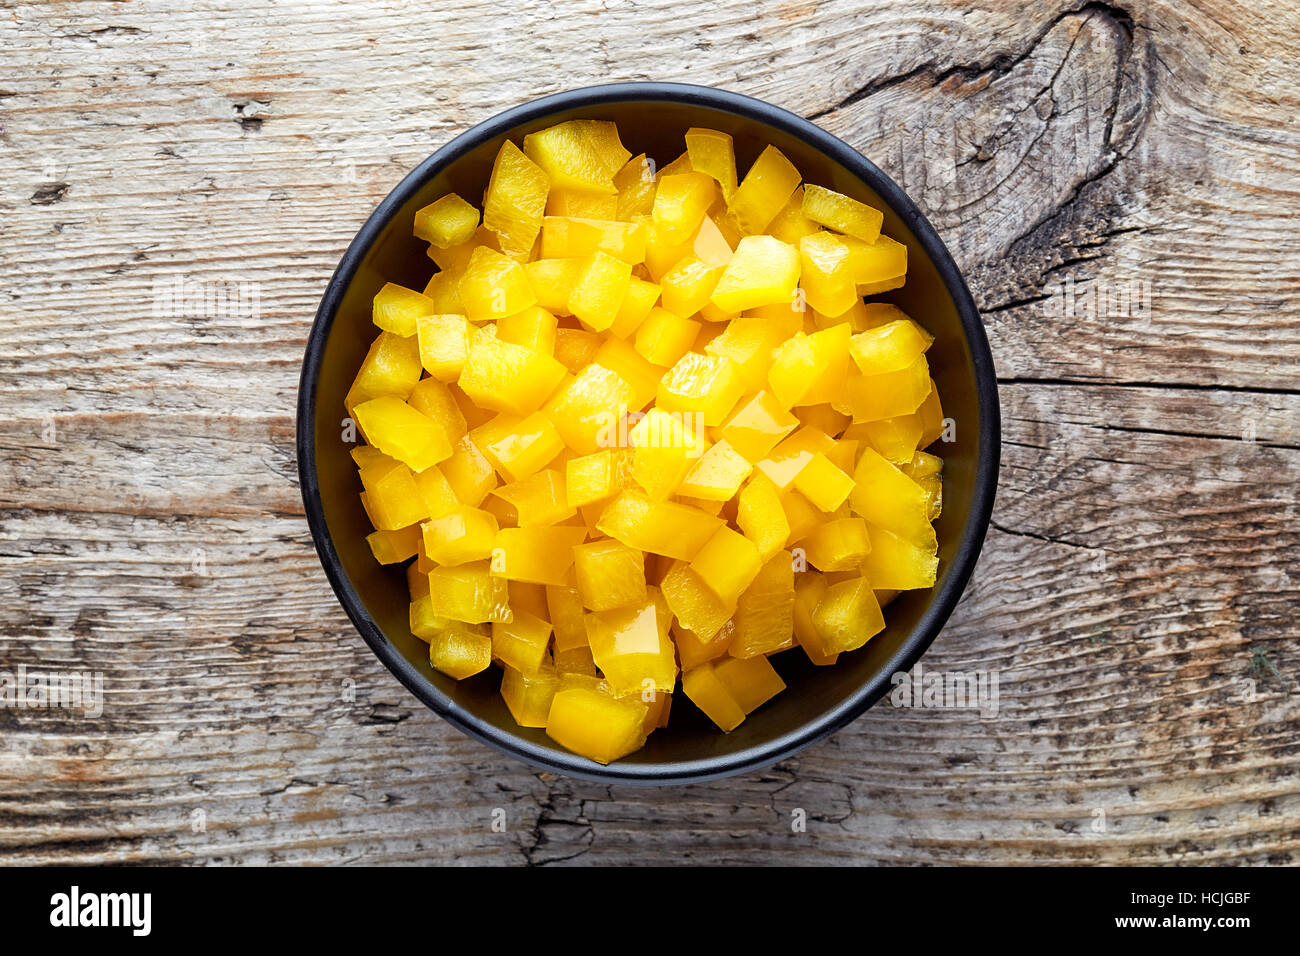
[
  {"xmin": 693, "ymin": 215, "xmax": 735, "ymax": 267},
  {"xmin": 684, "ymin": 128, "xmax": 738, "ymax": 201},
  {"xmin": 709, "ymin": 235, "xmax": 801, "ymax": 314},
  {"xmin": 547, "ymin": 189, "xmax": 618, "ymax": 220},
  {"xmin": 729, "ymin": 552, "xmax": 796, "ymax": 658},
  {"xmin": 801, "ymin": 184, "xmax": 884, "ymax": 243},
  {"xmin": 507, "ymin": 580, "xmax": 550, "ymax": 619},
  {"xmin": 554, "ymin": 645, "xmax": 600, "ymax": 677},
  {"xmin": 811, "ymin": 576, "xmax": 884, "ymax": 653},
  {"xmin": 677, "ymin": 438, "xmax": 752, "ymax": 501},
  {"xmin": 767, "ymin": 185, "xmax": 819, "ymax": 244},
  {"xmin": 469, "ymin": 411, "xmax": 564, "ymax": 484},
  {"xmin": 628, "ymin": 407, "xmax": 706, "ymax": 500},
  {"xmin": 801, "ymin": 517, "xmax": 872, "ymax": 572},
  {"xmin": 522, "ymin": 121, "xmax": 617, "ymax": 195},
  {"xmin": 491, "ymin": 468, "xmax": 574, "ymax": 526},
  {"xmin": 440, "ymin": 435, "xmax": 498, "ymax": 506},
  {"xmin": 661, "ymin": 560, "xmax": 734, "ymax": 642},
  {"xmin": 798, "ymin": 231, "xmax": 859, "ymax": 318},
  {"xmin": 595, "ymin": 491, "xmax": 724, "ymax": 560},
  {"xmin": 849, "ymin": 319, "xmax": 933, "ymax": 375},
  {"xmin": 414, "ymin": 193, "xmax": 481, "ymax": 250},
  {"xmin": 545, "ymin": 584, "xmax": 589, "ymax": 652},
  {"xmin": 365, "ymin": 524, "xmax": 421, "ymax": 564},
  {"xmin": 407, "ymin": 377, "xmax": 467, "ymax": 443},
  {"xmin": 656, "ymin": 352, "xmax": 745, "ymax": 426},
  {"xmin": 543, "ymin": 363, "xmax": 638, "ymax": 455},
  {"xmin": 863, "ymin": 525, "xmax": 938, "ymax": 589},
  {"xmin": 780, "ymin": 488, "xmax": 823, "ymax": 545},
  {"xmin": 427, "ymin": 560, "xmax": 511, "ymax": 624},
  {"xmin": 497, "ymin": 305, "xmax": 558, "ymax": 354},
  {"xmin": 728, "ymin": 145, "xmax": 801, "ymax": 235},
  {"xmin": 353, "ymin": 397, "xmax": 452, "ymax": 473},
  {"xmin": 564, "ymin": 448, "xmax": 626, "ymax": 508},
  {"xmin": 546, "ymin": 687, "xmax": 647, "ymax": 764},
  {"xmin": 682, "ymin": 661, "xmax": 747, "ymax": 731},
  {"xmin": 705, "ymin": 316, "xmax": 798, "ymax": 393},
  {"xmin": 415, "ymin": 314, "xmax": 471, "ymax": 382},
  {"xmin": 792, "ymin": 451, "xmax": 854, "ymax": 512},
  {"xmin": 642, "ymin": 216, "xmax": 699, "ymax": 282},
  {"xmin": 372, "ymin": 283, "xmax": 436, "ymax": 338},
  {"xmin": 689, "ymin": 525, "xmax": 763, "ymax": 606},
  {"xmin": 845, "ymin": 233, "xmax": 907, "ymax": 287},
  {"xmin": 410, "ymin": 592, "xmax": 457, "ymax": 639},
  {"xmin": 490, "ymin": 525, "xmax": 588, "ymax": 586},
  {"xmin": 426, "ymin": 225, "xmax": 500, "ymax": 273},
  {"xmin": 571, "ymin": 119, "xmax": 631, "ymax": 176},
  {"xmin": 347, "ymin": 331, "xmax": 423, "ymax": 411},
  {"xmin": 660, "ymin": 256, "xmax": 723, "ymax": 318},
  {"xmin": 500, "ymin": 662, "xmax": 559, "ymax": 727},
  {"xmin": 792, "ymin": 572, "xmax": 838, "ymax": 665},
  {"xmin": 541, "ymin": 216, "xmax": 647, "ymax": 263},
  {"xmin": 491, "ymin": 608, "xmax": 553, "ymax": 674},
  {"xmin": 457, "ymin": 246, "xmax": 539, "ymax": 321},
  {"xmin": 421, "ymin": 505, "xmax": 499, "ymax": 565},
  {"xmin": 634, "ymin": 307, "xmax": 700, "ymax": 367},
  {"xmin": 714, "ymin": 653, "xmax": 786, "ymax": 712},
  {"xmin": 609, "ymin": 275, "xmax": 661, "ymax": 339},
  {"xmin": 673, "ymin": 618, "xmax": 735, "ymax": 670},
  {"xmin": 585, "ymin": 595, "xmax": 677, "ymax": 694},
  {"xmin": 754, "ymin": 425, "xmax": 831, "ymax": 490},
  {"xmin": 614, "ymin": 154, "xmax": 657, "ymax": 221},
  {"xmin": 428, "ymin": 624, "xmax": 494, "ymax": 680},
  {"xmin": 552, "ymin": 327, "xmax": 602, "ymax": 374},
  {"xmin": 849, "ymin": 447, "xmax": 935, "ymax": 548},
  {"xmin": 457, "ymin": 334, "xmax": 566, "ymax": 416},
  {"xmin": 595, "ymin": 336, "xmax": 663, "ymax": 409},
  {"xmin": 569, "ymin": 250, "xmax": 633, "ymax": 332},
  {"xmin": 523, "ymin": 258, "xmax": 582, "ymax": 316},
  {"xmin": 719, "ymin": 390, "xmax": 800, "ymax": 463},
  {"xmin": 846, "ymin": 355, "xmax": 932, "ymax": 422},
  {"xmin": 573, "ymin": 538, "xmax": 647, "ymax": 611},
  {"xmin": 735, "ymin": 472, "xmax": 791, "ymax": 560},
  {"xmin": 917, "ymin": 379, "xmax": 946, "ymax": 447},
  {"xmin": 483, "ymin": 140, "xmax": 549, "ymax": 259},
  {"xmin": 652, "ymin": 171, "xmax": 718, "ymax": 244},
  {"xmin": 359, "ymin": 458, "xmax": 429, "ymax": 530},
  {"xmin": 855, "ymin": 414, "xmax": 923, "ymax": 464}
]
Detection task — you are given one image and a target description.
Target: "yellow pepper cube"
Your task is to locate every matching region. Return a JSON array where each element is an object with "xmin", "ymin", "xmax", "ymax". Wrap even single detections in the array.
[
  {"xmin": 614, "ymin": 153, "xmax": 657, "ymax": 220},
  {"xmin": 678, "ymin": 438, "xmax": 752, "ymax": 500},
  {"xmin": 652, "ymin": 171, "xmax": 718, "ymax": 244},
  {"xmin": 565, "ymin": 448, "xmax": 626, "ymax": 508},
  {"xmin": 500, "ymin": 662, "xmax": 559, "ymax": 727},
  {"xmin": 736, "ymin": 473, "xmax": 791, "ymax": 560},
  {"xmin": 673, "ymin": 617, "xmax": 735, "ymax": 670},
  {"xmin": 569, "ymin": 250, "xmax": 633, "ymax": 332},
  {"xmin": 719, "ymin": 390, "xmax": 800, "ymax": 463},
  {"xmin": 628, "ymin": 407, "xmax": 706, "ymax": 500},
  {"xmin": 858, "ymin": 414, "xmax": 924, "ymax": 464},
  {"xmin": 693, "ymin": 214, "xmax": 735, "ymax": 266},
  {"xmin": 483, "ymin": 140, "xmax": 549, "ymax": 259},
  {"xmin": 917, "ymin": 379, "xmax": 946, "ymax": 447},
  {"xmin": 595, "ymin": 336, "xmax": 663, "ymax": 409},
  {"xmin": 863, "ymin": 525, "xmax": 939, "ymax": 590},
  {"xmin": 713, "ymin": 654, "xmax": 786, "ymax": 713},
  {"xmin": 792, "ymin": 452, "xmax": 854, "ymax": 512},
  {"xmin": 801, "ymin": 184, "xmax": 884, "ymax": 243},
  {"xmin": 415, "ymin": 314, "xmax": 472, "ymax": 382},
  {"xmin": 414, "ymin": 193, "xmax": 481, "ymax": 250},
  {"xmin": 421, "ymin": 506, "xmax": 499, "ymax": 565},
  {"xmin": 684, "ymin": 128, "xmax": 738, "ymax": 201},
  {"xmin": 428, "ymin": 561, "xmax": 511, "ymax": 624},
  {"xmin": 428, "ymin": 625, "xmax": 494, "ymax": 680},
  {"xmin": 523, "ymin": 121, "xmax": 617, "ymax": 195},
  {"xmin": 457, "ymin": 334, "xmax": 566, "ymax": 416},
  {"xmin": 642, "ymin": 216, "xmax": 698, "ymax": 282},
  {"xmin": 491, "ymin": 608, "xmax": 553, "ymax": 674},
  {"xmin": 491, "ymin": 525, "xmax": 588, "ymax": 586},
  {"xmin": 546, "ymin": 687, "xmax": 647, "ymax": 764},
  {"xmin": 812, "ymin": 576, "xmax": 885, "ymax": 653},
  {"xmin": 727, "ymin": 145, "xmax": 802, "ymax": 235},
  {"xmin": 849, "ymin": 446, "xmax": 934, "ymax": 550},
  {"xmin": 847, "ymin": 233, "xmax": 907, "ymax": 286},
  {"xmin": 347, "ymin": 331, "xmax": 423, "ymax": 411},
  {"xmin": 849, "ymin": 319, "xmax": 934, "ymax": 375},
  {"xmin": 372, "ymin": 283, "xmax": 436, "ymax": 338},
  {"xmin": 407, "ymin": 378, "xmax": 468, "ymax": 444},
  {"xmin": 682, "ymin": 661, "xmax": 747, "ymax": 731},
  {"xmin": 661, "ymin": 560, "xmax": 734, "ymax": 642},
  {"xmin": 353, "ymin": 397, "xmax": 452, "ymax": 473},
  {"xmin": 634, "ymin": 307, "xmax": 700, "ymax": 367},
  {"xmin": 523, "ymin": 258, "xmax": 583, "ymax": 316},
  {"xmin": 491, "ymin": 468, "xmax": 574, "ymax": 526},
  {"xmin": 660, "ymin": 256, "xmax": 723, "ymax": 318},
  {"xmin": 541, "ymin": 216, "xmax": 646, "ymax": 263},
  {"xmin": 595, "ymin": 491, "xmax": 724, "ymax": 561},
  {"xmin": 497, "ymin": 305, "xmax": 558, "ymax": 354},
  {"xmin": 800, "ymin": 315, "xmax": 853, "ymax": 406},
  {"xmin": 360, "ymin": 458, "xmax": 430, "ymax": 530},
  {"xmin": 729, "ymin": 553, "xmax": 796, "ymax": 658},
  {"xmin": 366, "ymin": 524, "xmax": 421, "ymax": 565},
  {"xmin": 425, "ymin": 225, "xmax": 499, "ymax": 272},
  {"xmin": 689, "ymin": 525, "xmax": 763, "ymax": 606},
  {"xmin": 802, "ymin": 517, "xmax": 872, "ymax": 572},
  {"xmin": 547, "ymin": 188, "xmax": 619, "ymax": 220},
  {"xmin": 710, "ymin": 235, "xmax": 801, "ymax": 314},
  {"xmin": 545, "ymin": 584, "xmax": 589, "ymax": 652},
  {"xmin": 552, "ymin": 327, "xmax": 602, "ymax": 373},
  {"xmin": 767, "ymin": 185, "xmax": 819, "ymax": 244},
  {"xmin": 585, "ymin": 596, "xmax": 677, "ymax": 694},
  {"xmin": 656, "ymin": 352, "xmax": 746, "ymax": 426},
  {"xmin": 793, "ymin": 572, "xmax": 838, "ymax": 665},
  {"xmin": 440, "ymin": 435, "xmax": 498, "ymax": 506},
  {"xmin": 766, "ymin": 331, "xmax": 820, "ymax": 410},
  {"xmin": 410, "ymin": 593, "xmax": 457, "ymax": 640},
  {"xmin": 847, "ymin": 358, "xmax": 932, "ymax": 423},
  {"xmin": 754, "ymin": 425, "xmax": 832, "ymax": 490},
  {"xmin": 457, "ymin": 246, "xmax": 539, "ymax": 321},
  {"xmin": 571, "ymin": 119, "xmax": 631, "ymax": 176},
  {"xmin": 573, "ymin": 539, "xmax": 647, "ymax": 612},
  {"xmin": 542, "ymin": 363, "xmax": 637, "ymax": 455},
  {"xmin": 705, "ymin": 315, "xmax": 799, "ymax": 392},
  {"xmin": 470, "ymin": 411, "xmax": 564, "ymax": 483},
  {"xmin": 798, "ymin": 231, "xmax": 859, "ymax": 318},
  {"xmin": 609, "ymin": 276, "xmax": 661, "ymax": 340}
]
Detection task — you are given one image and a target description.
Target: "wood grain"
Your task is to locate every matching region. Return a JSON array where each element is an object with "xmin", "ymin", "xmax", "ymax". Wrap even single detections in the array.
[{"xmin": 1, "ymin": 0, "xmax": 1297, "ymax": 865}]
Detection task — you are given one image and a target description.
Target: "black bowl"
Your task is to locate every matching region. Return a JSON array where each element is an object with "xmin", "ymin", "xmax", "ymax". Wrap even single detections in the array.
[{"xmin": 297, "ymin": 82, "xmax": 1000, "ymax": 784}]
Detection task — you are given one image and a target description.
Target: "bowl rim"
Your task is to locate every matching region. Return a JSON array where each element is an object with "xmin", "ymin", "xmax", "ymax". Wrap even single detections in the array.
[{"xmin": 297, "ymin": 81, "xmax": 1000, "ymax": 785}]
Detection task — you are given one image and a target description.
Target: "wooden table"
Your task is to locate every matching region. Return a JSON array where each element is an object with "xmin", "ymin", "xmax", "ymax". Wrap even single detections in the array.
[{"xmin": 2, "ymin": 0, "xmax": 1297, "ymax": 865}]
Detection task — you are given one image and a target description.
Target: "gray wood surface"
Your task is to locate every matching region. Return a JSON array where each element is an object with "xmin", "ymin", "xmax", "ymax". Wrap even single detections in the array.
[{"xmin": 1, "ymin": 0, "xmax": 1297, "ymax": 865}]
